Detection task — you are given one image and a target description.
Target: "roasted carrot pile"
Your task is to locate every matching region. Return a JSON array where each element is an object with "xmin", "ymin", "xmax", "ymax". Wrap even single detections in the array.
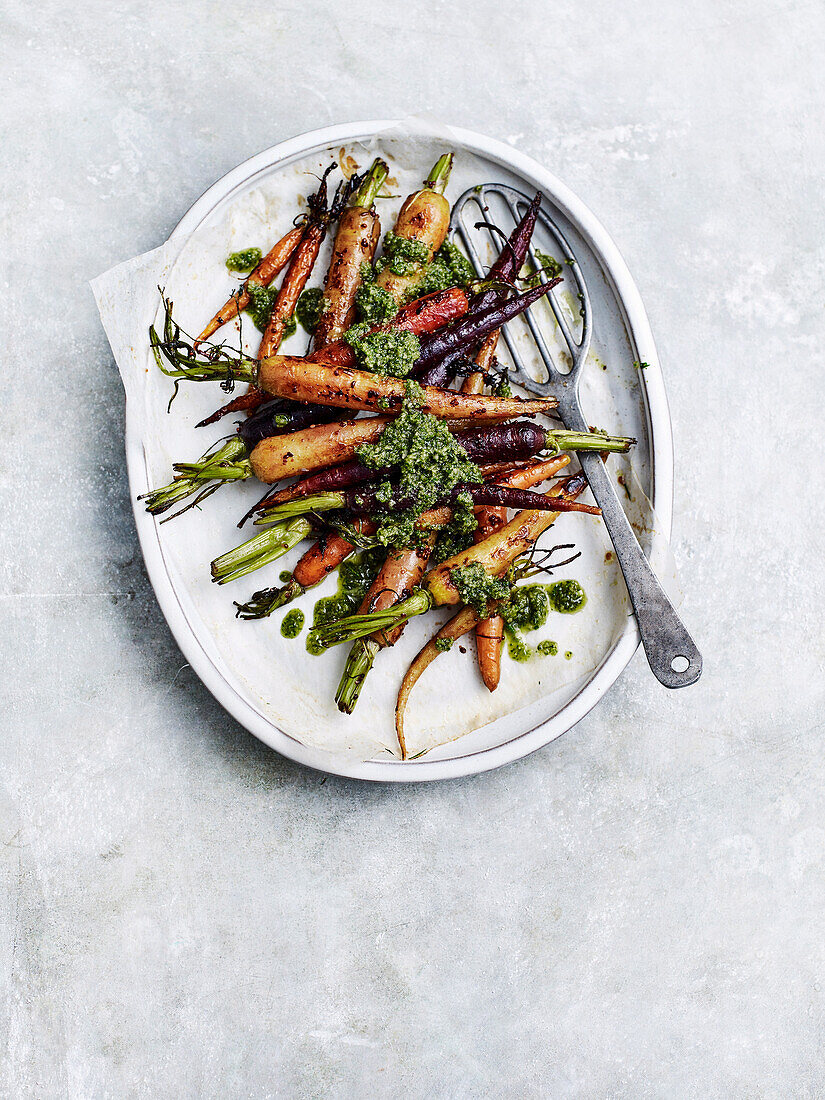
[{"xmin": 143, "ymin": 151, "xmax": 636, "ymax": 756}]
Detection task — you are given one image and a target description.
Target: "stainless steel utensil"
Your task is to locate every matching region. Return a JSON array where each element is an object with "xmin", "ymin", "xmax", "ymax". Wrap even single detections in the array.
[{"xmin": 450, "ymin": 184, "xmax": 702, "ymax": 688}]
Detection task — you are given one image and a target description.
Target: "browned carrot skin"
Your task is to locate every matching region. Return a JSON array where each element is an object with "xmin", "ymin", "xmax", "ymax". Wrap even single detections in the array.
[
  {"xmin": 376, "ymin": 154, "xmax": 453, "ymax": 303},
  {"xmin": 248, "ymin": 416, "xmax": 392, "ymax": 484},
  {"xmin": 259, "ymin": 223, "xmax": 325, "ymax": 358},
  {"xmin": 200, "ymin": 285, "xmax": 470, "ymax": 427},
  {"xmin": 308, "ymin": 286, "xmax": 470, "ymax": 369},
  {"xmin": 361, "ymin": 541, "xmax": 434, "ymax": 648},
  {"xmin": 462, "ymin": 334, "xmax": 505, "ymax": 689},
  {"xmin": 293, "ymin": 521, "xmax": 376, "ymax": 588},
  {"xmin": 256, "ymin": 356, "xmax": 557, "ymax": 420},
  {"xmin": 473, "ymin": 455, "xmax": 573, "ymax": 691},
  {"xmin": 314, "ymin": 206, "xmax": 380, "ymax": 347},
  {"xmin": 195, "ymin": 226, "xmax": 304, "ymax": 347}
]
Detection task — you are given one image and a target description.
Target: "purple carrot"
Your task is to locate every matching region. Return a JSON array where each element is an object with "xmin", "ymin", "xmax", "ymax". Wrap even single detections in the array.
[
  {"xmin": 238, "ymin": 399, "xmax": 342, "ymax": 449},
  {"xmin": 412, "ymin": 277, "xmax": 561, "ymax": 376},
  {"xmin": 343, "ymin": 480, "xmax": 600, "ymax": 517},
  {"xmin": 462, "ymin": 483, "xmax": 601, "ymax": 515}
]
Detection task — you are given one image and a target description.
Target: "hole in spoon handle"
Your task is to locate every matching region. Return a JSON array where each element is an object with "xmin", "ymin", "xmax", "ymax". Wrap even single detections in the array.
[{"xmin": 636, "ymin": 604, "xmax": 703, "ymax": 688}]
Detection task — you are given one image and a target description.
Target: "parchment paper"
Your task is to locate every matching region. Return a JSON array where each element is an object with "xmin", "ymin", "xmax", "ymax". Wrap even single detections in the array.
[{"xmin": 92, "ymin": 118, "xmax": 678, "ymax": 762}]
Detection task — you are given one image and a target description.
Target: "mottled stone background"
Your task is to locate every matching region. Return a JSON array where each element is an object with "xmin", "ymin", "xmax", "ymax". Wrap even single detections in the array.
[{"xmin": 1, "ymin": 1, "xmax": 824, "ymax": 1096}]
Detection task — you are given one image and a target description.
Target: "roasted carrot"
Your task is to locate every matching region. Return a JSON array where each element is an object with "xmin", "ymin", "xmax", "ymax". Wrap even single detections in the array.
[
  {"xmin": 256, "ymin": 356, "xmax": 557, "ymax": 419},
  {"xmin": 376, "ymin": 154, "xmax": 453, "ymax": 303},
  {"xmin": 308, "ymin": 475, "xmax": 590, "ymax": 650},
  {"xmin": 234, "ymin": 521, "xmax": 376, "ymax": 619},
  {"xmin": 395, "ymin": 604, "xmax": 483, "ymax": 758},
  {"xmin": 194, "ymin": 226, "xmax": 304, "ymax": 348},
  {"xmin": 335, "ymin": 537, "xmax": 437, "ymax": 714},
  {"xmin": 248, "ymin": 416, "xmax": 392, "ymax": 484},
  {"xmin": 473, "ymin": 455, "xmax": 572, "ymax": 691},
  {"xmin": 313, "ymin": 158, "xmax": 388, "ymax": 348}
]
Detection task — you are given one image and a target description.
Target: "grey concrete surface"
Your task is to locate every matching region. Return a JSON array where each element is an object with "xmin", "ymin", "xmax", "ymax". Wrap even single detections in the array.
[{"xmin": 2, "ymin": 1, "xmax": 824, "ymax": 1096}]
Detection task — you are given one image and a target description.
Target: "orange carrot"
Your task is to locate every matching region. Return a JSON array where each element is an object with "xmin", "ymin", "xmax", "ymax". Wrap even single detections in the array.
[{"xmin": 195, "ymin": 226, "xmax": 304, "ymax": 347}]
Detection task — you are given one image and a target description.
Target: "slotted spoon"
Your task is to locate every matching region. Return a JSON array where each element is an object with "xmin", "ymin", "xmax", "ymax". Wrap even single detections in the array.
[{"xmin": 450, "ymin": 183, "xmax": 702, "ymax": 688}]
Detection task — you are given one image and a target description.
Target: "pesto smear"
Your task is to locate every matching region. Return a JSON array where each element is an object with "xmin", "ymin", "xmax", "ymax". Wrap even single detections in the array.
[
  {"xmin": 295, "ymin": 287, "xmax": 326, "ymax": 335},
  {"xmin": 355, "ymin": 384, "xmax": 482, "ymax": 546},
  {"xmin": 307, "ymin": 550, "xmax": 384, "ymax": 654},
  {"xmin": 280, "ymin": 609, "xmax": 304, "ymax": 639},
  {"xmin": 376, "ymin": 231, "xmax": 430, "ymax": 276},
  {"xmin": 226, "ymin": 247, "xmax": 262, "ymax": 273},
  {"xmin": 244, "ymin": 285, "xmax": 297, "ymax": 338},
  {"xmin": 403, "ymin": 240, "xmax": 475, "ymax": 303},
  {"xmin": 344, "ymin": 325, "xmax": 420, "ymax": 378},
  {"xmin": 449, "ymin": 563, "xmax": 510, "ymax": 619},
  {"xmin": 354, "ymin": 263, "xmax": 398, "ymax": 326},
  {"xmin": 547, "ymin": 579, "xmax": 587, "ymax": 614}
]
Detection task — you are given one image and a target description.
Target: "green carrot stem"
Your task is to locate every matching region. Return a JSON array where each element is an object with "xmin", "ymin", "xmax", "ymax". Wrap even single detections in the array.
[
  {"xmin": 211, "ymin": 517, "xmax": 312, "ymax": 585},
  {"xmin": 254, "ymin": 492, "xmax": 346, "ymax": 525},
  {"xmin": 307, "ymin": 589, "xmax": 432, "ymax": 651},
  {"xmin": 351, "ymin": 158, "xmax": 389, "ymax": 209},
  {"xmin": 547, "ymin": 430, "xmax": 634, "ymax": 454},
  {"xmin": 150, "ymin": 297, "xmax": 259, "ymax": 384},
  {"xmin": 335, "ymin": 637, "xmax": 379, "ymax": 713},
  {"xmin": 424, "ymin": 153, "xmax": 453, "ymax": 194},
  {"xmin": 140, "ymin": 438, "xmax": 250, "ymax": 519},
  {"xmin": 234, "ymin": 578, "xmax": 305, "ymax": 620}
]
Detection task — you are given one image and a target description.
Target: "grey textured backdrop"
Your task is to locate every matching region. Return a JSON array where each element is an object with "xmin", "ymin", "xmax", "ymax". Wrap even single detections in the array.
[{"xmin": 2, "ymin": 1, "xmax": 824, "ymax": 1096}]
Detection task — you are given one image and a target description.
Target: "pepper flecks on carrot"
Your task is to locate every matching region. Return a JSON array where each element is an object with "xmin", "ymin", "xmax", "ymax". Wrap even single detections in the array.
[
  {"xmin": 375, "ymin": 154, "xmax": 453, "ymax": 304},
  {"xmin": 313, "ymin": 158, "xmax": 389, "ymax": 349}
]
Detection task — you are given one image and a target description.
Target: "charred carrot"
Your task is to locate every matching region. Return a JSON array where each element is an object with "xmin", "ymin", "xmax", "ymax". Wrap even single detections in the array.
[
  {"xmin": 376, "ymin": 154, "xmax": 453, "ymax": 303},
  {"xmin": 259, "ymin": 164, "xmax": 342, "ymax": 359},
  {"xmin": 307, "ymin": 474, "xmax": 590, "ymax": 650},
  {"xmin": 335, "ymin": 537, "xmax": 435, "ymax": 714},
  {"xmin": 194, "ymin": 226, "xmax": 304, "ymax": 348},
  {"xmin": 313, "ymin": 158, "xmax": 388, "ymax": 348},
  {"xmin": 473, "ymin": 455, "xmax": 572, "ymax": 691}
]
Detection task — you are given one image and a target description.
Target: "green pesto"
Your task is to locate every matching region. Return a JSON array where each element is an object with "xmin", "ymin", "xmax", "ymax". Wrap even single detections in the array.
[
  {"xmin": 245, "ymin": 284, "xmax": 278, "ymax": 332},
  {"xmin": 565, "ymin": 650, "xmax": 573, "ymax": 660},
  {"xmin": 279, "ymin": 570, "xmax": 293, "ymax": 583},
  {"xmin": 431, "ymin": 492, "xmax": 478, "ymax": 565},
  {"xmin": 403, "ymin": 241, "xmax": 475, "ymax": 303},
  {"xmin": 505, "ymin": 627, "xmax": 533, "ymax": 662},
  {"xmin": 354, "ymin": 263, "xmax": 398, "ymax": 325},
  {"xmin": 344, "ymin": 326, "xmax": 420, "ymax": 378},
  {"xmin": 295, "ymin": 287, "xmax": 326, "ymax": 335},
  {"xmin": 449, "ymin": 562, "xmax": 510, "ymax": 619},
  {"xmin": 547, "ymin": 579, "xmax": 587, "ymax": 614},
  {"xmin": 226, "ymin": 247, "xmax": 262, "ymax": 273},
  {"xmin": 537, "ymin": 639, "xmax": 558, "ymax": 657},
  {"xmin": 356, "ymin": 393, "xmax": 482, "ymax": 546},
  {"xmin": 306, "ymin": 550, "xmax": 384, "ymax": 655},
  {"xmin": 502, "ymin": 584, "xmax": 549, "ymax": 633},
  {"xmin": 434, "ymin": 637, "xmax": 453, "ymax": 653},
  {"xmin": 280, "ymin": 609, "xmax": 304, "ymax": 638},
  {"xmin": 376, "ymin": 231, "xmax": 430, "ymax": 276},
  {"xmin": 282, "ymin": 316, "xmax": 297, "ymax": 340}
]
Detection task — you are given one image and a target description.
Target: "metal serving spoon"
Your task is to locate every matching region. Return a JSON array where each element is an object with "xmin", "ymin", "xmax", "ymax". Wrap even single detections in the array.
[{"xmin": 450, "ymin": 184, "xmax": 702, "ymax": 688}]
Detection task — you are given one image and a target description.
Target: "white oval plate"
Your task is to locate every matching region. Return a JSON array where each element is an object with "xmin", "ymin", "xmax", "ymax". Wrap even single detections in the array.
[{"xmin": 126, "ymin": 120, "xmax": 672, "ymax": 782}]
